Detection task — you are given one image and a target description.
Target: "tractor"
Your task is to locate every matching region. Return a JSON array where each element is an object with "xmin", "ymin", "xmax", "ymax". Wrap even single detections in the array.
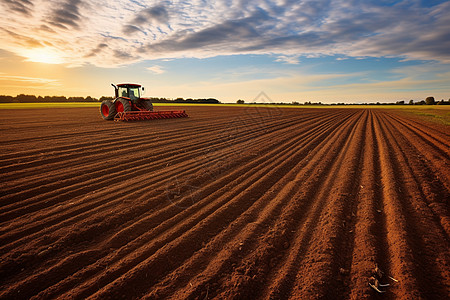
[{"xmin": 100, "ymin": 83, "xmax": 187, "ymax": 121}]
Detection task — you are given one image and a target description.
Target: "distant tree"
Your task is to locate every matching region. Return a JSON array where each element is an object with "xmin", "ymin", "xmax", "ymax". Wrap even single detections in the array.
[
  {"xmin": 409, "ymin": 99, "xmax": 414, "ymax": 105},
  {"xmin": 149, "ymin": 97, "xmax": 170, "ymax": 103},
  {"xmin": 396, "ymin": 100, "xmax": 405, "ymax": 105},
  {"xmin": 68, "ymin": 96, "xmax": 85, "ymax": 102},
  {"xmin": 42, "ymin": 96, "xmax": 67, "ymax": 102},
  {"xmin": 236, "ymin": 99, "xmax": 245, "ymax": 104},
  {"xmin": 425, "ymin": 96, "xmax": 435, "ymax": 105},
  {"xmin": 16, "ymin": 94, "xmax": 37, "ymax": 103},
  {"xmin": 0, "ymin": 95, "xmax": 14, "ymax": 103},
  {"xmin": 99, "ymin": 96, "xmax": 114, "ymax": 102},
  {"xmin": 418, "ymin": 100, "xmax": 426, "ymax": 105}
]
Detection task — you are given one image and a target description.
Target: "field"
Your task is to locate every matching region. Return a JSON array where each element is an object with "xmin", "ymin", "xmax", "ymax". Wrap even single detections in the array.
[{"xmin": 0, "ymin": 105, "xmax": 449, "ymax": 299}]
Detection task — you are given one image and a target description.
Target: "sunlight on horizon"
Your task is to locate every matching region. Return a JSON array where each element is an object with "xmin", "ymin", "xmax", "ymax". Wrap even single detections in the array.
[{"xmin": 20, "ymin": 48, "xmax": 64, "ymax": 65}]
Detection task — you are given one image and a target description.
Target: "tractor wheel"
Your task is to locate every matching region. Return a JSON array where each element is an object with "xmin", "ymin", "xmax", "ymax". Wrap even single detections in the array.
[
  {"xmin": 100, "ymin": 100, "xmax": 116, "ymax": 120},
  {"xmin": 142, "ymin": 100, "xmax": 153, "ymax": 111},
  {"xmin": 115, "ymin": 98, "xmax": 131, "ymax": 112}
]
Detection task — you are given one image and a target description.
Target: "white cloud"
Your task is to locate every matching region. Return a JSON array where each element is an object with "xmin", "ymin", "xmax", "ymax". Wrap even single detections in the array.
[
  {"xmin": 275, "ymin": 55, "xmax": 301, "ymax": 64},
  {"xmin": 146, "ymin": 65, "xmax": 165, "ymax": 74}
]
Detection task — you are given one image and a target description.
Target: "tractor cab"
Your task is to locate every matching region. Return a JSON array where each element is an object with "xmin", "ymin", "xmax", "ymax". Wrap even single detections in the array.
[{"xmin": 112, "ymin": 83, "xmax": 143, "ymax": 102}]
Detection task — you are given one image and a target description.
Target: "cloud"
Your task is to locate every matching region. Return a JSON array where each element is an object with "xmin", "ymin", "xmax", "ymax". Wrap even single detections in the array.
[
  {"xmin": 0, "ymin": 0, "xmax": 449, "ymax": 67},
  {"xmin": 133, "ymin": 4, "xmax": 169, "ymax": 25},
  {"xmin": 146, "ymin": 65, "xmax": 165, "ymax": 74},
  {"xmin": 0, "ymin": 74, "xmax": 61, "ymax": 87},
  {"xmin": 121, "ymin": 3, "xmax": 171, "ymax": 37},
  {"xmin": 143, "ymin": 16, "xmax": 262, "ymax": 53},
  {"xmin": 275, "ymin": 55, "xmax": 301, "ymax": 64},
  {"xmin": 46, "ymin": 0, "xmax": 84, "ymax": 30},
  {"xmin": 1, "ymin": 29, "xmax": 43, "ymax": 47},
  {"xmin": 2, "ymin": 0, "xmax": 34, "ymax": 16},
  {"xmin": 122, "ymin": 24, "xmax": 143, "ymax": 34}
]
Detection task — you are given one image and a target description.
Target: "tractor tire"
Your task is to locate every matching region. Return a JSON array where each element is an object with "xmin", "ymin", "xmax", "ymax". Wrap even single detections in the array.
[
  {"xmin": 142, "ymin": 100, "xmax": 153, "ymax": 111},
  {"xmin": 115, "ymin": 98, "xmax": 131, "ymax": 113},
  {"xmin": 100, "ymin": 100, "xmax": 116, "ymax": 120}
]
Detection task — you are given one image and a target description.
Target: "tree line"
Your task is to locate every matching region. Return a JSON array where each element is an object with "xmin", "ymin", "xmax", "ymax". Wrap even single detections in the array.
[
  {"xmin": 1, "ymin": 94, "xmax": 448, "ymax": 105},
  {"xmin": 149, "ymin": 97, "xmax": 220, "ymax": 104},
  {"xmin": 0, "ymin": 94, "xmax": 220, "ymax": 104},
  {"xmin": 0, "ymin": 94, "xmax": 99, "ymax": 103},
  {"xmin": 237, "ymin": 96, "xmax": 450, "ymax": 105}
]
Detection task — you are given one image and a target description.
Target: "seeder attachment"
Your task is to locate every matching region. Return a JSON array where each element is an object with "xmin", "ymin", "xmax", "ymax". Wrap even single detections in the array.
[{"xmin": 114, "ymin": 110, "xmax": 188, "ymax": 121}]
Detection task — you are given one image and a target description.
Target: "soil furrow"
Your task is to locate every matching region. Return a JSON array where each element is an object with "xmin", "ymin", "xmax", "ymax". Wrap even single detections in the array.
[
  {"xmin": 56, "ymin": 110, "xmax": 356, "ymax": 300},
  {"xmin": 347, "ymin": 110, "xmax": 389, "ymax": 299},
  {"xmin": 0, "ymin": 109, "xmax": 344, "ymax": 296},
  {"xmin": 0, "ymin": 109, "xmax": 313, "ymax": 212},
  {"xmin": 0, "ymin": 111, "xmax": 335, "ymax": 249},
  {"xmin": 371, "ymin": 111, "xmax": 423, "ymax": 299},
  {"xmin": 0, "ymin": 106, "xmax": 448, "ymax": 300},
  {"xmin": 376, "ymin": 111, "xmax": 450, "ymax": 298},
  {"xmin": 54, "ymin": 110, "xmax": 351, "ymax": 299},
  {"xmin": 139, "ymin": 110, "xmax": 363, "ymax": 300},
  {"xmin": 261, "ymin": 110, "xmax": 367, "ymax": 299}
]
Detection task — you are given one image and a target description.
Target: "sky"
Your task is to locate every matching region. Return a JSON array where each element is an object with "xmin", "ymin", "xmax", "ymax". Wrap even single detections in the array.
[{"xmin": 1, "ymin": 0, "xmax": 450, "ymax": 103}]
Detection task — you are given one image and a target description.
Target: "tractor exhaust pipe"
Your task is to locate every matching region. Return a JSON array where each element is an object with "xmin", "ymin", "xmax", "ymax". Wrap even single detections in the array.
[{"xmin": 111, "ymin": 83, "xmax": 118, "ymax": 98}]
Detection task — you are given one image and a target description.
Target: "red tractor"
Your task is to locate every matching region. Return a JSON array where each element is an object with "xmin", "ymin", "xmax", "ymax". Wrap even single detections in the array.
[{"xmin": 100, "ymin": 83, "xmax": 187, "ymax": 121}]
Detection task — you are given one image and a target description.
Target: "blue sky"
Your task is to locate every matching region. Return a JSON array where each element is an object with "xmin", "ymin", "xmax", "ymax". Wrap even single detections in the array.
[{"xmin": 1, "ymin": 0, "xmax": 449, "ymax": 103}]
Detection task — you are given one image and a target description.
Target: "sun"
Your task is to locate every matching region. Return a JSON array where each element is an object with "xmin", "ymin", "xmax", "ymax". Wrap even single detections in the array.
[{"xmin": 20, "ymin": 47, "xmax": 64, "ymax": 64}]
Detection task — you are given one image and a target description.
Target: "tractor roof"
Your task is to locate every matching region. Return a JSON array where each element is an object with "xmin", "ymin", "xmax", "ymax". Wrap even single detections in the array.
[{"xmin": 117, "ymin": 83, "xmax": 141, "ymax": 88}]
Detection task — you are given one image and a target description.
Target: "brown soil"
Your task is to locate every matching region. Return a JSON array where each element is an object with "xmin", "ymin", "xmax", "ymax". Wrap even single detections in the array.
[{"xmin": 0, "ymin": 106, "xmax": 448, "ymax": 300}]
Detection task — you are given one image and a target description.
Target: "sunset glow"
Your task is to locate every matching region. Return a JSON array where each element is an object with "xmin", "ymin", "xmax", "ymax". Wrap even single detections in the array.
[{"xmin": 20, "ymin": 48, "xmax": 64, "ymax": 65}]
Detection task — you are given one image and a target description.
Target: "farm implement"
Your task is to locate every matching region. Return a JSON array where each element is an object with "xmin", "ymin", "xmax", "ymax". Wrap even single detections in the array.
[{"xmin": 100, "ymin": 83, "xmax": 188, "ymax": 121}]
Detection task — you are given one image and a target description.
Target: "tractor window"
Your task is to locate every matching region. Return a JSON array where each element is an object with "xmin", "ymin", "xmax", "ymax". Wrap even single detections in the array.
[
  {"xmin": 119, "ymin": 87, "xmax": 128, "ymax": 98},
  {"xmin": 129, "ymin": 87, "xmax": 140, "ymax": 100}
]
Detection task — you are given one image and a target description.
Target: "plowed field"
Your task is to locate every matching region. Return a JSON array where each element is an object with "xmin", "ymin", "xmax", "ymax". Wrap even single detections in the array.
[{"xmin": 0, "ymin": 106, "xmax": 449, "ymax": 299}]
